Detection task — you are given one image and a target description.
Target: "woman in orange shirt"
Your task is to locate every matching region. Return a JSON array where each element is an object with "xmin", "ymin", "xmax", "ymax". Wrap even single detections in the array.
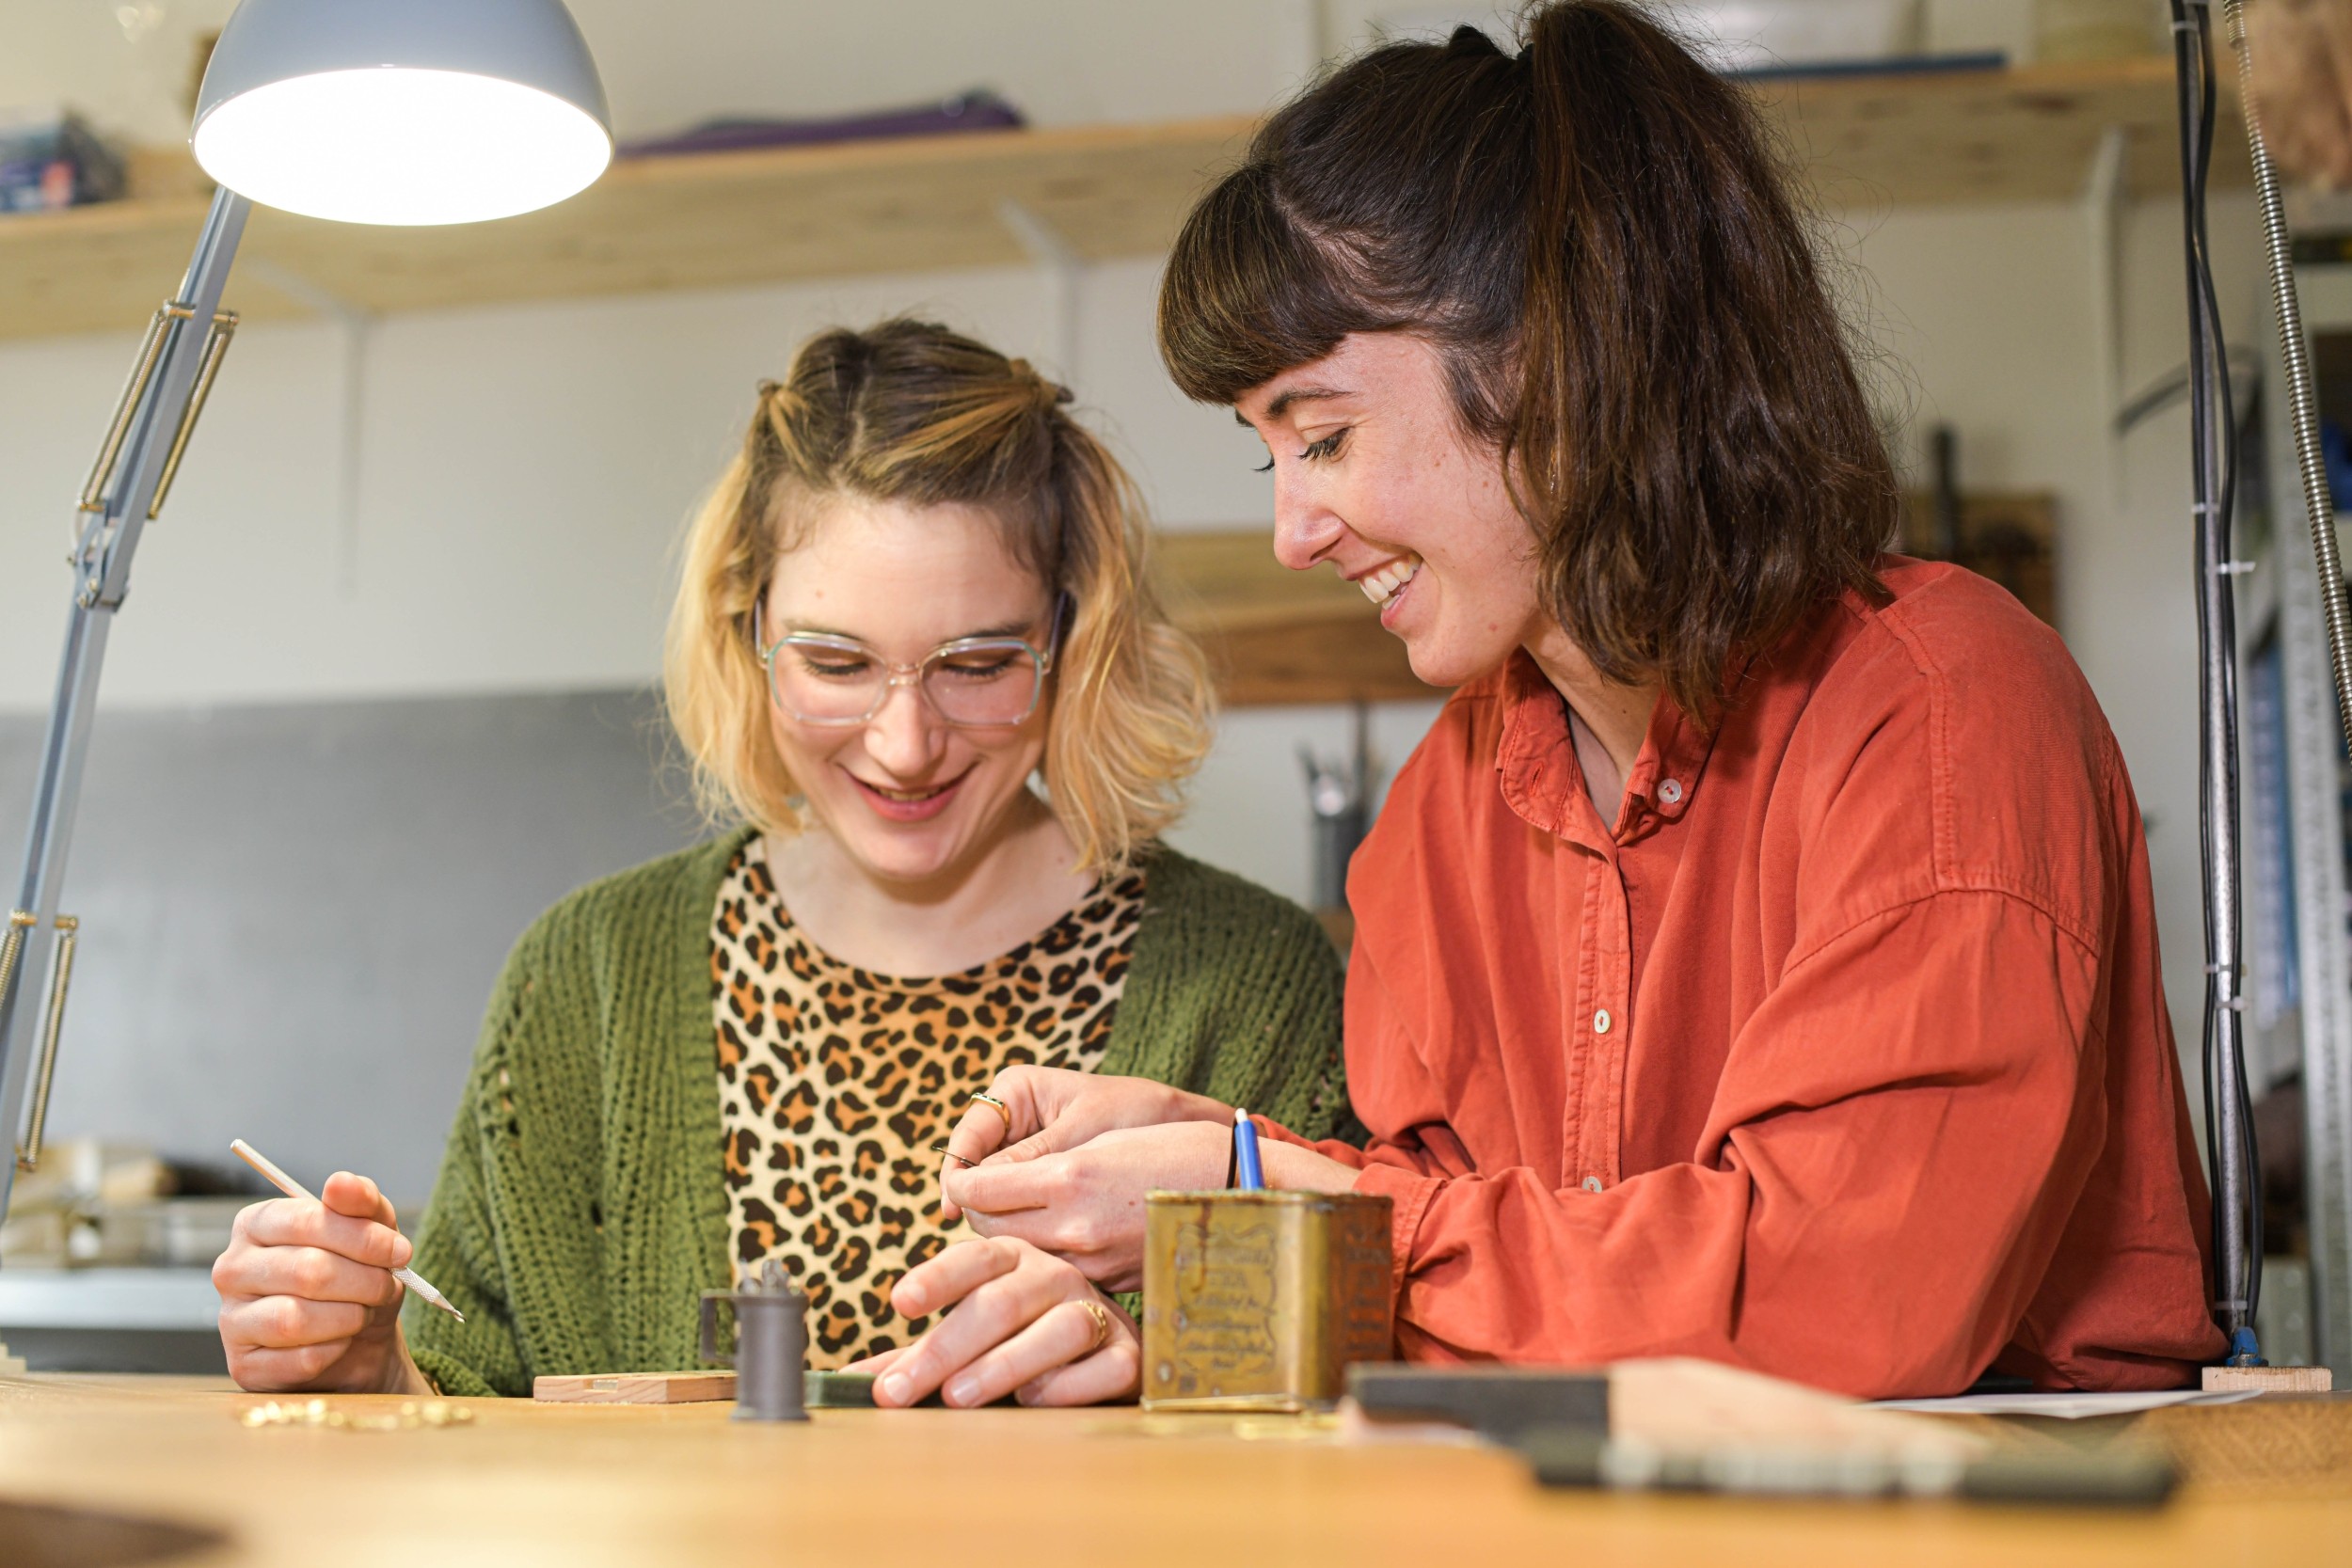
[{"xmin": 893, "ymin": 0, "xmax": 2226, "ymax": 1401}]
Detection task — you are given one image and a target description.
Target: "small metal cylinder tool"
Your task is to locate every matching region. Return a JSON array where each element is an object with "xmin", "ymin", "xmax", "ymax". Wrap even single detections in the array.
[{"xmin": 701, "ymin": 1260, "xmax": 810, "ymax": 1422}]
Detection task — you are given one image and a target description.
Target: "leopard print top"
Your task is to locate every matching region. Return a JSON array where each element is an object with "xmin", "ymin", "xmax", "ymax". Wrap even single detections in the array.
[{"xmin": 712, "ymin": 842, "xmax": 1142, "ymax": 1366}]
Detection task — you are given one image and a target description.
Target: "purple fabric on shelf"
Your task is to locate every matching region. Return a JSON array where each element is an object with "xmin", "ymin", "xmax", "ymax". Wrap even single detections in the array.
[{"xmin": 618, "ymin": 90, "xmax": 1025, "ymax": 160}]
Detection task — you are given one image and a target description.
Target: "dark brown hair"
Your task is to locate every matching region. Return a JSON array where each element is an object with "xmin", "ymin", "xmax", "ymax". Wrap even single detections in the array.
[{"xmin": 1157, "ymin": 0, "xmax": 1897, "ymax": 723}]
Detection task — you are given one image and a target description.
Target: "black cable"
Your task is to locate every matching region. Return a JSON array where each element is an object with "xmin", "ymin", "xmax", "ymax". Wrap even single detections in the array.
[{"xmin": 2173, "ymin": 0, "xmax": 2264, "ymax": 1349}]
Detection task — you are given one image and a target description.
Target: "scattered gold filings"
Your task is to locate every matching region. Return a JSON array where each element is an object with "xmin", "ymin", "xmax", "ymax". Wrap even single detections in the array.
[{"xmin": 237, "ymin": 1397, "xmax": 473, "ymax": 1432}]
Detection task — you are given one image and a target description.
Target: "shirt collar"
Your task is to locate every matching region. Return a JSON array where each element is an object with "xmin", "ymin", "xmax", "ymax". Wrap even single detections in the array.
[{"xmin": 1492, "ymin": 650, "xmax": 1717, "ymax": 847}]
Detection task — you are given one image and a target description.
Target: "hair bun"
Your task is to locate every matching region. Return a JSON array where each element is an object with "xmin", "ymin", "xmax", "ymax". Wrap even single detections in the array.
[
  {"xmin": 1007, "ymin": 356, "xmax": 1074, "ymax": 409},
  {"xmin": 1444, "ymin": 23, "xmax": 1502, "ymax": 56}
]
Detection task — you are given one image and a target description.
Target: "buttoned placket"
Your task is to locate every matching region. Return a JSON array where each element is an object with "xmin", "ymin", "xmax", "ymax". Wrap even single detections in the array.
[
  {"xmin": 1495, "ymin": 656, "xmax": 1711, "ymax": 1202},
  {"xmin": 1562, "ymin": 811, "xmax": 1634, "ymax": 1196}
]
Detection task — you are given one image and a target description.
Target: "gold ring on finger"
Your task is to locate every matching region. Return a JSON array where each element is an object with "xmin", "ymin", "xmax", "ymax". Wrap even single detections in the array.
[
  {"xmin": 1079, "ymin": 1297, "xmax": 1112, "ymax": 1354},
  {"xmin": 970, "ymin": 1092, "xmax": 1013, "ymax": 1134}
]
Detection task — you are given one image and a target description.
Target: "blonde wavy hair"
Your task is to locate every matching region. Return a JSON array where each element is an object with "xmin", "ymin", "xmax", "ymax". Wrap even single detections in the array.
[{"xmin": 665, "ymin": 318, "xmax": 1215, "ymax": 878}]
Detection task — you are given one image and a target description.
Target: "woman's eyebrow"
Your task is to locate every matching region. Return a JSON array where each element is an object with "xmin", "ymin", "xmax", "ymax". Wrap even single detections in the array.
[
  {"xmin": 1266, "ymin": 385, "xmax": 1350, "ymax": 420},
  {"xmin": 1234, "ymin": 385, "xmax": 1351, "ymax": 425},
  {"xmin": 782, "ymin": 619, "xmax": 1037, "ymax": 643}
]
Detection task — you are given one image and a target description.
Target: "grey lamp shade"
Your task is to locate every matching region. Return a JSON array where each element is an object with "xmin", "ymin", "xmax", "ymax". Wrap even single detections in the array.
[{"xmin": 192, "ymin": 0, "xmax": 612, "ymax": 226}]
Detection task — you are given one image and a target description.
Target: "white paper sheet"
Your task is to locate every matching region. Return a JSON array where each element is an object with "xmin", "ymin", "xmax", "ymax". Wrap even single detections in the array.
[{"xmin": 1867, "ymin": 1388, "xmax": 2264, "ymax": 1419}]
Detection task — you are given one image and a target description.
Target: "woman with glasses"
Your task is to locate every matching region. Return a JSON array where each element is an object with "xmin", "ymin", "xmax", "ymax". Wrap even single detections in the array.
[{"xmin": 210, "ymin": 319, "xmax": 1353, "ymax": 1407}]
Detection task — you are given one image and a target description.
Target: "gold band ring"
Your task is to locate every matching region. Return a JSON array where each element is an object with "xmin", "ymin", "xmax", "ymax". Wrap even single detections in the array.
[
  {"xmin": 970, "ymin": 1091, "xmax": 1013, "ymax": 1134},
  {"xmin": 1078, "ymin": 1297, "xmax": 1113, "ymax": 1354}
]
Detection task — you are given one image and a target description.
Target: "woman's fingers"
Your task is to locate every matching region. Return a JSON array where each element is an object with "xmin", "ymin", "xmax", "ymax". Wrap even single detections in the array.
[
  {"xmin": 840, "ymin": 1345, "xmax": 907, "ymax": 1375},
  {"xmin": 319, "ymin": 1169, "xmax": 398, "ymax": 1228},
  {"xmin": 938, "ymin": 1298, "xmax": 1123, "ymax": 1409},
  {"xmin": 983, "ymin": 1074, "xmax": 1226, "ymax": 1167},
  {"xmin": 886, "ymin": 1239, "xmax": 1021, "ymax": 1321},
  {"xmin": 938, "ymin": 1068, "xmax": 1040, "ymax": 1217},
  {"xmin": 215, "ymin": 1242, "xmax": 405, "ymax": 1310},
  {"xmin": 219, "ymin": 1291, "xmax": 373, "ymax": 1350},
  {"xmin": 233, "ymin": 1196, "xmax": 412, "ymax": 1272},
  {"xmin": 874, "ymin": 1242, "xmax": 1070, "ymax": 1407},
  {"xmin": 1018, "ymin": 1323, "xmax": 1142, "ymax": 1407},
  {"xmin": 227, "ymin": 1340, "xmax": 358, "ymax": 1387}
]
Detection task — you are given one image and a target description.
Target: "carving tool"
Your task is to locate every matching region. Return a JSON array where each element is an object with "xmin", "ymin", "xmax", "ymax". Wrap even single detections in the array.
[{"xmin": 230, "ymin": 1137, "xmax": 464, "ymax": 1323}]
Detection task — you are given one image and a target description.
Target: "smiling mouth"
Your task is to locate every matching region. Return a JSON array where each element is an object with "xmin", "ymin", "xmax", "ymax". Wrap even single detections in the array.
[
  {"xmin": 853, "ymin": 773, "xmax": 965, "ymax": 804},
  {"xmin": 1356, "ymin": 552, "xmax": 1422, "ymax": 606}
]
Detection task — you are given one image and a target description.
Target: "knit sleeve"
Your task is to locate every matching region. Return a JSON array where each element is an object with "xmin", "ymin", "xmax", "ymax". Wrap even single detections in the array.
[
  {"xmin": 1127, "ymin": 850, "xmax": 1360, "ymax": 1148},
  {"xmin": 403, "ymin": 925, "xmax": 542, "ymax": 1400},
  {"xmin": 1216, "ymin": 892, "xmax": 1359, "ymax": 1148}
]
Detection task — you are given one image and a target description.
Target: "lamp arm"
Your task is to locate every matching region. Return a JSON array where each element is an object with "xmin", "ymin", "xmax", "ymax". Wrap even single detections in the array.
[{"xmin": 0, "ymin": 186, "xmax": 250, "ymax": 1228}]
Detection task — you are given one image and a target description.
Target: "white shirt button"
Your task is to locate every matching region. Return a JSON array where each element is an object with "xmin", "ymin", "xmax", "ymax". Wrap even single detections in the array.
[
  {"xmin": 1582, "ymin": 1176, "xmax": 1604, "ymax": 1194},
  {"xmin": 1594, "ymin": 1008, "xmax": 1612, "ymax": 1034},
  {"xmin": 1659, "ymin": 778, "xmax": 1683, "ymax": 805}
]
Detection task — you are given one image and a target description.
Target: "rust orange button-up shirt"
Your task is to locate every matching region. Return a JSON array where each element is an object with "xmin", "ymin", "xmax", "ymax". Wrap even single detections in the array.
[{"xmin": 1278, "ymin": 560, "xmax": 2225, "ymax": 1397}]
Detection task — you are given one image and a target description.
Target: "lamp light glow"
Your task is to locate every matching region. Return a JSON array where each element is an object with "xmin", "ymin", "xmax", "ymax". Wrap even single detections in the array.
[
  {"xmin": 194, "ymin": 69, "xmax": 611, "ymax": 226},
  {"xmin": 191, "ymin": 0, "xmax": 612, "ymax": 228}
]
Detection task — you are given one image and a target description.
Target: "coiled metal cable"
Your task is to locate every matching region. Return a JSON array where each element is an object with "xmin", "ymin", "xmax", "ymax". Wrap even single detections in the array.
[{"xmin": 2228, "ymin": 0, "xmax": 2352, "ymax": 752}]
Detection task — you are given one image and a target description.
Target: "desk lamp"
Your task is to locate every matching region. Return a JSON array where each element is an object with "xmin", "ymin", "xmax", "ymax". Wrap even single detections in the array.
[{"xmin": 0, "ymin": 0, "xmax": 610, "ymax": 1228}]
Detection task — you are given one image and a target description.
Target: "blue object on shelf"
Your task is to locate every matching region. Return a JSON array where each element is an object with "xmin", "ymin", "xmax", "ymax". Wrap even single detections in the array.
[
  {"xmin": 2324, "ymin": 419, "xmax": 2352, "ymax": 515},
  {"xmin": 0, "ymin": 107, "xmax": 126, "ymax": 213}
]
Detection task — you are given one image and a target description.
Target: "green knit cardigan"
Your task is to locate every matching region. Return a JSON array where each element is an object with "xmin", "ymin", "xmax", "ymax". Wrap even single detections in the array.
[{"xmin": 403, "ymin": 825, "xmax": 1351, "ymax": 1398}]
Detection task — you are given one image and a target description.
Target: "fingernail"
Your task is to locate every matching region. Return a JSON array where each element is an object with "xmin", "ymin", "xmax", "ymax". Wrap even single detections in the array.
[
  {"xmin": 945, "ymin": 1375, "xmax": 979, "ymax": 1406},
  {"xmin": 878, "ymin": 1372, "xmax": 910, "ymax": 1405}
]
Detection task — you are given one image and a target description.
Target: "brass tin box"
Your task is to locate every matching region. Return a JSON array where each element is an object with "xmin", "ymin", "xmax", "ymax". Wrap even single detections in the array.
[{"xmin": 1141, "ymin": 1189, "xmax": 1393, "ymax": 1412}]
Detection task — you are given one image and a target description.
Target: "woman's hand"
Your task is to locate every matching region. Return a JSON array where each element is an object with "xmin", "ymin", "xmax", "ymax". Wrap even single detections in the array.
[
  {"xmin": 844, "ymin": 1236, "xmax": 1138, "ymax": 1407},
  {"xmin": 944, "ymin": 1125, "xmax": 1366, "ymax": 1291},
  {"xmin": 212, "ymin": 1170, "xmax": 432, "ymax": 1395},
  {"xmin": 937, "ymin": 1068, "xmax": 1231, "ymax": 1220},
  {"xmin": 942, "ymin": 1121, "xmax": 1233, "ymax": 1291}
]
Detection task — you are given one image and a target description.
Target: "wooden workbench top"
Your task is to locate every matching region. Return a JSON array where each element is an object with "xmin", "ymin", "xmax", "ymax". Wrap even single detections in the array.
[{"xmin": 1, "ymin": 1374, "xmax": 2347, "ymax": 1567}]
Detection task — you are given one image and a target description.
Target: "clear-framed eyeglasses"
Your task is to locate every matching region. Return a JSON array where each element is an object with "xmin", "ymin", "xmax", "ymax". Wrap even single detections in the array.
[{"xmin": 754, "ymin": 594, "xmax": 1069, "ymax": 728}]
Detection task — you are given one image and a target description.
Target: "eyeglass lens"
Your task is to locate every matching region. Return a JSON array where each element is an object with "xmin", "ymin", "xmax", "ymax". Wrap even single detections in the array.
[{"xmin": 771, "ymin": 640, "xmax": 1043, "ymax": 726}]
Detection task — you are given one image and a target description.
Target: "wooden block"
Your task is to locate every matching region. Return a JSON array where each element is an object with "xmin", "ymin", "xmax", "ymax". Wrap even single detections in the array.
[
  {"xmin": 2201, "ymin": 1364, "xmax": 2334, "ymax": 1394},
  {"xmin": 532, "ymin": 1371, "xmax": 738, "ymax": 1404}
]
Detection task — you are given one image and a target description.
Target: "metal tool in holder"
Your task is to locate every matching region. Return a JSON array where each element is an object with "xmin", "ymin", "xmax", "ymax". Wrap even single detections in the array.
[
  {"xmin": 1300, "ymin": 702, "xmax": 1378, "ymax": 915},
  {"xmin": 701, "ymin": 1259, "xmax": 811, "ymax": 1422}
]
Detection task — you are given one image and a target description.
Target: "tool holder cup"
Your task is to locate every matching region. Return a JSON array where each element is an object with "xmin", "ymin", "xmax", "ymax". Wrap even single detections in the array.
[
  {"xmin": 699, "ymin": 1270, "xmax": 810, "ymax": 1423},
  {"xmin": 1141, "ymin": 1189, "xmax": 1394, "ymax": 1412}
]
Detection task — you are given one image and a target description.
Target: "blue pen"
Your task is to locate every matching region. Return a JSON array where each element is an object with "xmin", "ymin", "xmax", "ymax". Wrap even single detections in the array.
[{"xmin": 1233, "ymin": 1106, "xmax": 1264, "ymax": 1191}]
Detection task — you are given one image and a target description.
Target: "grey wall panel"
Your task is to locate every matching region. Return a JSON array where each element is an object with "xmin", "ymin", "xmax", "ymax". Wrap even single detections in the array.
[{"xmin": 0, "ymin": 689, "xmax": 707, "ymax": 1204}]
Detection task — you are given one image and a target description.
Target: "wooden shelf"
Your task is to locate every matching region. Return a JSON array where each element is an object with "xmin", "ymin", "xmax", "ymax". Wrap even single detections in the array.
[
  {"xmin": 1752, "ymin": 54, "xmax": 2248, "ymax": 208},
  {"xmin": 1156, "ymin": 531, "xmax": 1439, "ymax": 708},
  {"xmin": 0, "ymin": 56, "xmax": 2247, "ymax": 342},
  {"xmin": 0, "ymin": 117, "xmax": 1257, "ymax": 340}
]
